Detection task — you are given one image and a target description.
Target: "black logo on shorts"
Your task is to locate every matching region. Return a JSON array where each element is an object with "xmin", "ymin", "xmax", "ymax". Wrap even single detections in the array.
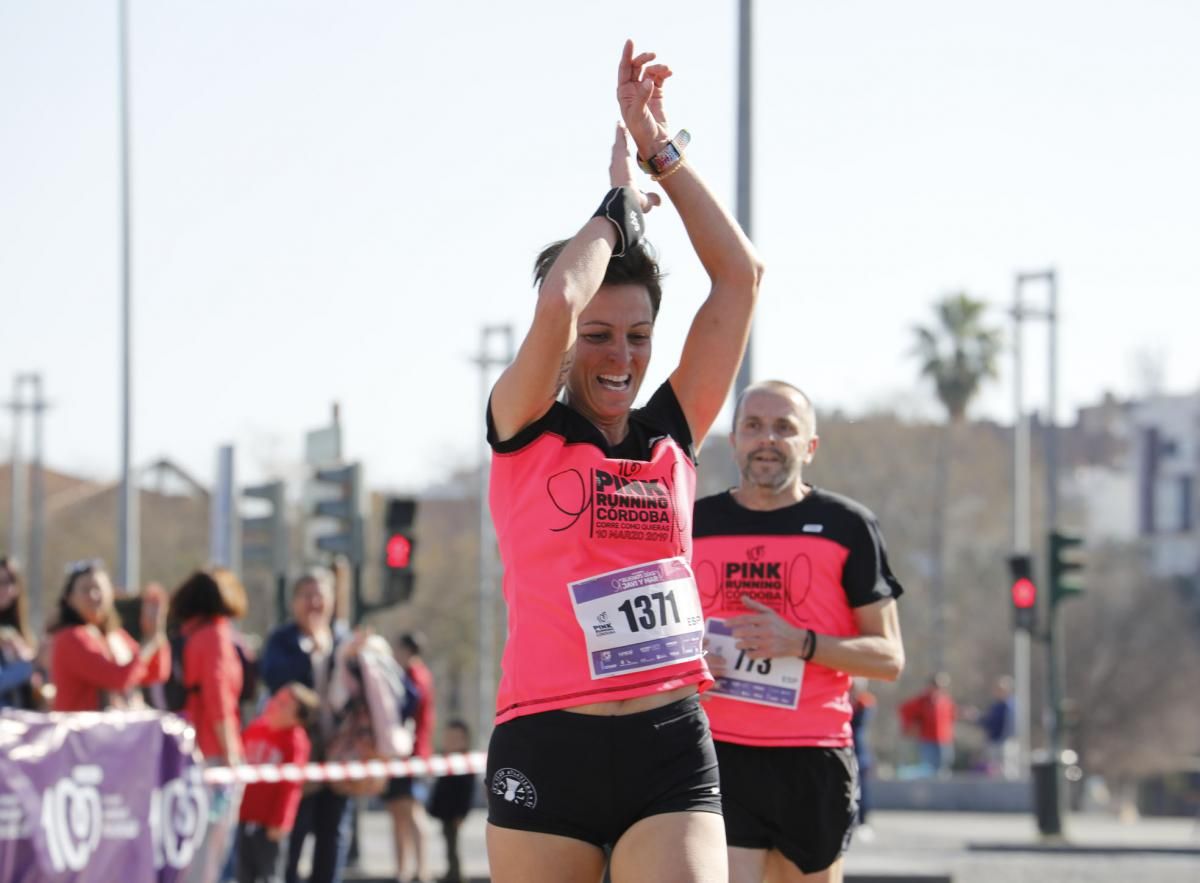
[{"xmin": 491, "ymin": 768, "xmax": 537, "ymax": 808}]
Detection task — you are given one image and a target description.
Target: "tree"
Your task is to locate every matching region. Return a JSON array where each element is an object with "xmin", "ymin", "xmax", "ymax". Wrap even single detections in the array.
[{"xmin": 912, "ymin": 293, "xmax": 1003, "ymax": 671}]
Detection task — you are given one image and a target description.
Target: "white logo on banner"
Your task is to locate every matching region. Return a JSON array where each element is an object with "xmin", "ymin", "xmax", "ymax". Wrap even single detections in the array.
[
  {"xmin": 41, "ymin": 766, "xmax": 104, "ymax": 872},
  {"xmin": 38, "ymin": 764, "xmax": 208, "ymax": 873},
  {"xmin": 149, "ymin": 774, "xmax": 210, "ymax": 870}
]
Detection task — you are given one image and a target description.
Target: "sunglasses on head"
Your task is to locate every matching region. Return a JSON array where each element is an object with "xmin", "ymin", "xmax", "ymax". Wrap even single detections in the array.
[{"xmin": 64, "ymin": 558, "xmax": 105, "ymax": 576}]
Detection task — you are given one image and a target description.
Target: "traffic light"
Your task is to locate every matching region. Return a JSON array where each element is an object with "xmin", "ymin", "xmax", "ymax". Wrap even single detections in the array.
[
  {"xmin": 241, "ymin": 480, "xmax": 289, "ymax": 575},
  {"xmin": 242, "ymin": 480, "xmax": 289, "ymax": 625},
  {"xmin": 382, "ymin": 496, "xmax": 418, "ymax": 605},
  {"xmin": 1007, "ymin": 553, "xmax": 1037, "ymax": 632},
  {"xmin": 311, "ymin": 463, "xmax": 364, "ymax": 562},
  {"xmin": 1049, "ymin": 530, "xmax": 1084, "ymax": 607}
]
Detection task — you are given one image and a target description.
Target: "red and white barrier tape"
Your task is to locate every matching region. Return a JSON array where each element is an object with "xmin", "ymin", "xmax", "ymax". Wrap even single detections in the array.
[{"xmin": 201, "ymin": 750, "xmax": 487, "ymax": 786}]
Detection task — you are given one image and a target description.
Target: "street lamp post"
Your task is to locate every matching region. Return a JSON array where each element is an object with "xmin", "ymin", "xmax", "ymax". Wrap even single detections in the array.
[
  {"xmin": 733, "ymin": 0, "xmax": 754, "ymax": 401},
  {"xmin": 117, "ymin": 0, "xmax": 138, "ymax": 593},
  {"xmin": 1014, "ymin": 267, "xmax": 1064, "ymax": 837},
  {"xmin": 474, "ymin": 325, "xmax": 514, "ymax": 739}
]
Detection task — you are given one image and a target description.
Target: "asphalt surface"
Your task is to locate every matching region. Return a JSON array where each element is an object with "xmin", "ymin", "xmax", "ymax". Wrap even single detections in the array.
[{"xmin": 341, "ymin": 806, "xmax": 1200, "ymax": 882}]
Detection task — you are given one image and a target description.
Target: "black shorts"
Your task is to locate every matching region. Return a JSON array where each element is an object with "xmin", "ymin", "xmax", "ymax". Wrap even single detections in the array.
[
  {"xmin": 383, "ymin": 775, "xmax": 415, "ymax": 801},
  {"xmin": 486, "ymin": 694, "xmax": 721, "ymax": 847},
  {"xmin": 715, "ymin": 741, "xmax": 858, "ymax": 874}
]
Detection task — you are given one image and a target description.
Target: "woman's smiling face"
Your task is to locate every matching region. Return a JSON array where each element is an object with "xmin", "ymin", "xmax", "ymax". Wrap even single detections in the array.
[{"xmin": 564, "ymin": 283, "xmax": 655, "ymax": 430}]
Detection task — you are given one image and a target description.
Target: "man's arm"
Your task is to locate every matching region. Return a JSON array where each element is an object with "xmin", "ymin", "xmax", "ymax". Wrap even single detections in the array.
[
  {"xmin": 730, "ymin": 596, "xmax": 904, "ymax": 681},
  {"xmin": 808, "ymin": 598, "xmax": 904, "ymax": 681}
]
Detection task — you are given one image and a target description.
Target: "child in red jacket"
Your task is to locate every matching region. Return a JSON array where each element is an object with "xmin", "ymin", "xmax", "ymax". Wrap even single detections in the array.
[{"xmin": 236, "ymin": 682, "xmax": 319, "ymax": 883}]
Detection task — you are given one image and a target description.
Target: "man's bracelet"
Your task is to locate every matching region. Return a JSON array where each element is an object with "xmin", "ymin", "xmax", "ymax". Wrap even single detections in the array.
[
  {"xmin": 801, "ymin": 629, "xmax": 818, "ymax": 662},
  {"xmin": 593, "ymin": 186, "xmax": 644, "ymax": 258}
]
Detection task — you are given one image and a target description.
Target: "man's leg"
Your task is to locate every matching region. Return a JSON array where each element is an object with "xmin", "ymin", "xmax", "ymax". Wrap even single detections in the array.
[
  {"xmin": 765, "ymin": 850, "xmax": 844, "ymax": 883},
  {"xmin": 728, "ymin": 846, "xmax": 768, "ymax": 883},
  {"xmin": 441, "ymin": 818, "xmax": 463, "ymax": 883},
  {"xmin": 307, "ymin": 788, "xmax": 352, "ymax": 883}
]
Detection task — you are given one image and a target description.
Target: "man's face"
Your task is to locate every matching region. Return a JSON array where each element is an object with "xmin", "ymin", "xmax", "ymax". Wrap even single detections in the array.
[
  {"xmin": 731, "ymin": 389, "xmax": 818, "ymax": 492},
  {"xmin": 291, "ymin": 578, "xmax": 332, "ymax": 635}
]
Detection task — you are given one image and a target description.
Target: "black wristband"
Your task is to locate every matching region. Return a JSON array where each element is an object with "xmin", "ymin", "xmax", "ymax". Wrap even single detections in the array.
[
  {"xmin": 801, "ymin": 629, "xmax": 817, "ymax": 662},
  {"xmin": 593, "ymin": 186, "xmax": 644, "ymax": 258}
]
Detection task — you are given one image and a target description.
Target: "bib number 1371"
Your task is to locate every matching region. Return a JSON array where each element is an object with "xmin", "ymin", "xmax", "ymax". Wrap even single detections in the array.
[
  {"xmin": 569, "ymin": 558, "xmax": 706, "ymax": 679},
  {"xmin": 616, "ymin": 589, "xmax": 681, "ymax": 632}
]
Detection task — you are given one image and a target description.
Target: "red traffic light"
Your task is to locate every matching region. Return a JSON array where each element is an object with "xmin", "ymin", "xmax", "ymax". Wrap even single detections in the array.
[
  {"xmin": 386, "ymin": 534, "xmax": 412, "ymax": 569},
  {"xmin": 1011, "ymin": 577, "xmax": 1037, "ymax": 609}
]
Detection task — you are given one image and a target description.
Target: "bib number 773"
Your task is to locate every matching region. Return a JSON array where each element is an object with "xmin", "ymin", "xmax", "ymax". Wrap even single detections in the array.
[{"xmin": 706, "ymin": 618, "xmax": 803, "ymax": 709}]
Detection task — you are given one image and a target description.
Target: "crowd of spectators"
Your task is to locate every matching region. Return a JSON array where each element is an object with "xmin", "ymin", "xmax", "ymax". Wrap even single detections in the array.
[{"xmin": 0, "ymin": 553, "xmax": 472, "ymax": 883}]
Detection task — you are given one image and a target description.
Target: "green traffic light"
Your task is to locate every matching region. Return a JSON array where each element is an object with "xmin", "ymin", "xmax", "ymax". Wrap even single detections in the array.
[{"xmin": 1049, "ymin": 530, "xmax": 1085, "ymax": 606}]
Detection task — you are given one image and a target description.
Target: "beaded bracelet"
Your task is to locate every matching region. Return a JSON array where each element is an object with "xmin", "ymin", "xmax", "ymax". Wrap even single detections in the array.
[{"xmin": 652, "ymin": 158, "xmax": 687, "ymax": 183}]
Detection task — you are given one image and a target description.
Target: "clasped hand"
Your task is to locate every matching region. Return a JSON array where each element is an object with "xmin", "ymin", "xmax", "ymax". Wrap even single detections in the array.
[{"xmin": 728, "ymin": 596, "xmax": 806, "ymax": 660}]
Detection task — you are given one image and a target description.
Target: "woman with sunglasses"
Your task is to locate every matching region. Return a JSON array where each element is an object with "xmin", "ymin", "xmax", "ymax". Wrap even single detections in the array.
[
  {"xmin": 0, "ymin": 555, "xmax": 39, "ymax": 709},
  {"xmin": 48, "ymin": 559, "xmax": 170, "ymax": 711}
]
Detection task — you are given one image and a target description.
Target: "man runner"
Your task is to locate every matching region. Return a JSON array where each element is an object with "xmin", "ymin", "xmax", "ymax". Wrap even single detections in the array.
[{"xmin": 694, "ymin": 380, "xmax": 906, "ymax": 882}]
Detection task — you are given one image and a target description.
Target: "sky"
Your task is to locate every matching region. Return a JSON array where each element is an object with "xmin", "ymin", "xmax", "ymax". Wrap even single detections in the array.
[{"xmin": 2, "ymin": 1, "xmax": 1198, "ymax": 493}]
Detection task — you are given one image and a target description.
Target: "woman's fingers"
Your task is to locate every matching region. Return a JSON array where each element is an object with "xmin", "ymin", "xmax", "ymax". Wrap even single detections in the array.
[
  {"xmin": 629, "ymin": 50, "xmax": 656, "ymax": 82},
  {"xmin": 618, "ymin": 39, "xmax": 633, "ymax": 82},
  {"xmin": 644, "ymin": 63, "xmax": 672, "ymax": 85},
  {"xmin": 612, "ymin": 121, "xmax": 629, "ymax": 151}
]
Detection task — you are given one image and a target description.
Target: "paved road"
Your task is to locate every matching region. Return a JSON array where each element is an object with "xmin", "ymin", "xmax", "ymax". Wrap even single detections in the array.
[{"xmin": 344, "ymin": 807, "xmax": 1200, "ymax": 882}]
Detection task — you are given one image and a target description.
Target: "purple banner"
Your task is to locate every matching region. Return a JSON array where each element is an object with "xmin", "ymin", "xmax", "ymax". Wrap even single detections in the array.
[
  {"xmin": 591, "ymin": 630, "xmax": 704, "ymax": 676},
  {"xmin": 0, "ymin": 709, "xmax": 207, "ymax": 883}
]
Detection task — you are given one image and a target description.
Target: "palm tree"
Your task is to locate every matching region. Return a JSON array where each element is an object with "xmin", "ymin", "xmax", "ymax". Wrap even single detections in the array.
[{"xmin": 913, "ymin": 293, "xmax": 1003, "ymax": 672}]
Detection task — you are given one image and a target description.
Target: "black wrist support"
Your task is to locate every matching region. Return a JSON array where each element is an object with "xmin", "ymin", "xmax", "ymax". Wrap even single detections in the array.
[{"xmin": 593, "ymin": 186, "xmax": 644, "ymax": 258}]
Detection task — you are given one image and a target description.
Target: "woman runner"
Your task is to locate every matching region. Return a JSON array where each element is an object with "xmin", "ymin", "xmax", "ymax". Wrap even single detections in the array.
[{"xmin": 484, "ymin": 40, "xmax": 763, "ymax": 883}]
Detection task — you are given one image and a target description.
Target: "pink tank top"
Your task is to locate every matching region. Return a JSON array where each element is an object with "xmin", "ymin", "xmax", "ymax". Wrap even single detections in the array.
[
  {"xmin": 693, "ymin": 489, "xmax": 902, "ymax": 747},
  {"xmin": 487, "ymin": 382, "xmax": 712, "ymax": 724}
]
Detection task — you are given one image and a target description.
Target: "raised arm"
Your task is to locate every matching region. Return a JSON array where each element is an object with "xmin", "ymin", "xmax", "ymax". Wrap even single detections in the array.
[
  {"xmin": 617, "ymin": 40, "xmax": 764, "ymax": 446},
  {"xmin": 490, "ymin": 122, "xmax": 660, "ymax": 443}
]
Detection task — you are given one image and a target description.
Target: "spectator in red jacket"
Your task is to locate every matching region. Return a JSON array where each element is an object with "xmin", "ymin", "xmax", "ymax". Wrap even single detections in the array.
[
  {"xmin": 385, "ymin": 631, "xmax": 435, "ymax": 883},
  {"xmin": 236, "ymin": 682, "xmax": 319, "ymax": 883},
  {"xmin": 899, "ymin": 671, "xmax": 958, "ymax": 777},
  {"xmin": 168, "ymin": 568, "xmax": 249, "ymax": 764},
  {"xmin": 49, "ymin": 560, "xmax": 170, "ymax": 711}
]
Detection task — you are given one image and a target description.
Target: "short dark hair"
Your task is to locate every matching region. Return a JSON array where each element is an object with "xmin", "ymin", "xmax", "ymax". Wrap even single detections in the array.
[
  {"xmin": 533, "ymin": 239, "xmax": 663, "ymax": 320},
  {"xmin": 398, "ymin": 631, "xmax": 424, "ymax": 656},
  {"xmin": 0, "ymin": 555, "xmax": 32, "ymax": 644},
  {"xmin": 445, "ymin": 717, "xmax": 470, "ymax": 736},
  {"xmin": 168, "ymin": 568, "xmax": 248, "ymax": 626}
]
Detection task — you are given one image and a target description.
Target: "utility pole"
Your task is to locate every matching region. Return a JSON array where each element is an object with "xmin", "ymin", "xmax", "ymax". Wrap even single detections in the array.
[
  {"xmin": 1011, "ymin": 279, "xmax": 1032, "ymax": 781},
  {"xmin": 117, "ymin": 0, "xmax": 139, "ymax": 592},
  {"xmin": 7, "ymin": 377, "xmax": 25, "ymax": 566},
  {"xmin": 474, "ymin": 325, "xmax": 514, "ymax": 739},
  {"xmin": 5, "ymin": 374, "xmax": 48, "ymax": 632},
  {"xmin": 733, "ymin": 0, "xmax": 754, "ymax": 401},
  {"xmin": 1015, "ymin": 267, "xmax": 1064, "ymax": 837},
  {"xmin": 26, "ymin": 375, "xmax": 47, "ymax": 632}
]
